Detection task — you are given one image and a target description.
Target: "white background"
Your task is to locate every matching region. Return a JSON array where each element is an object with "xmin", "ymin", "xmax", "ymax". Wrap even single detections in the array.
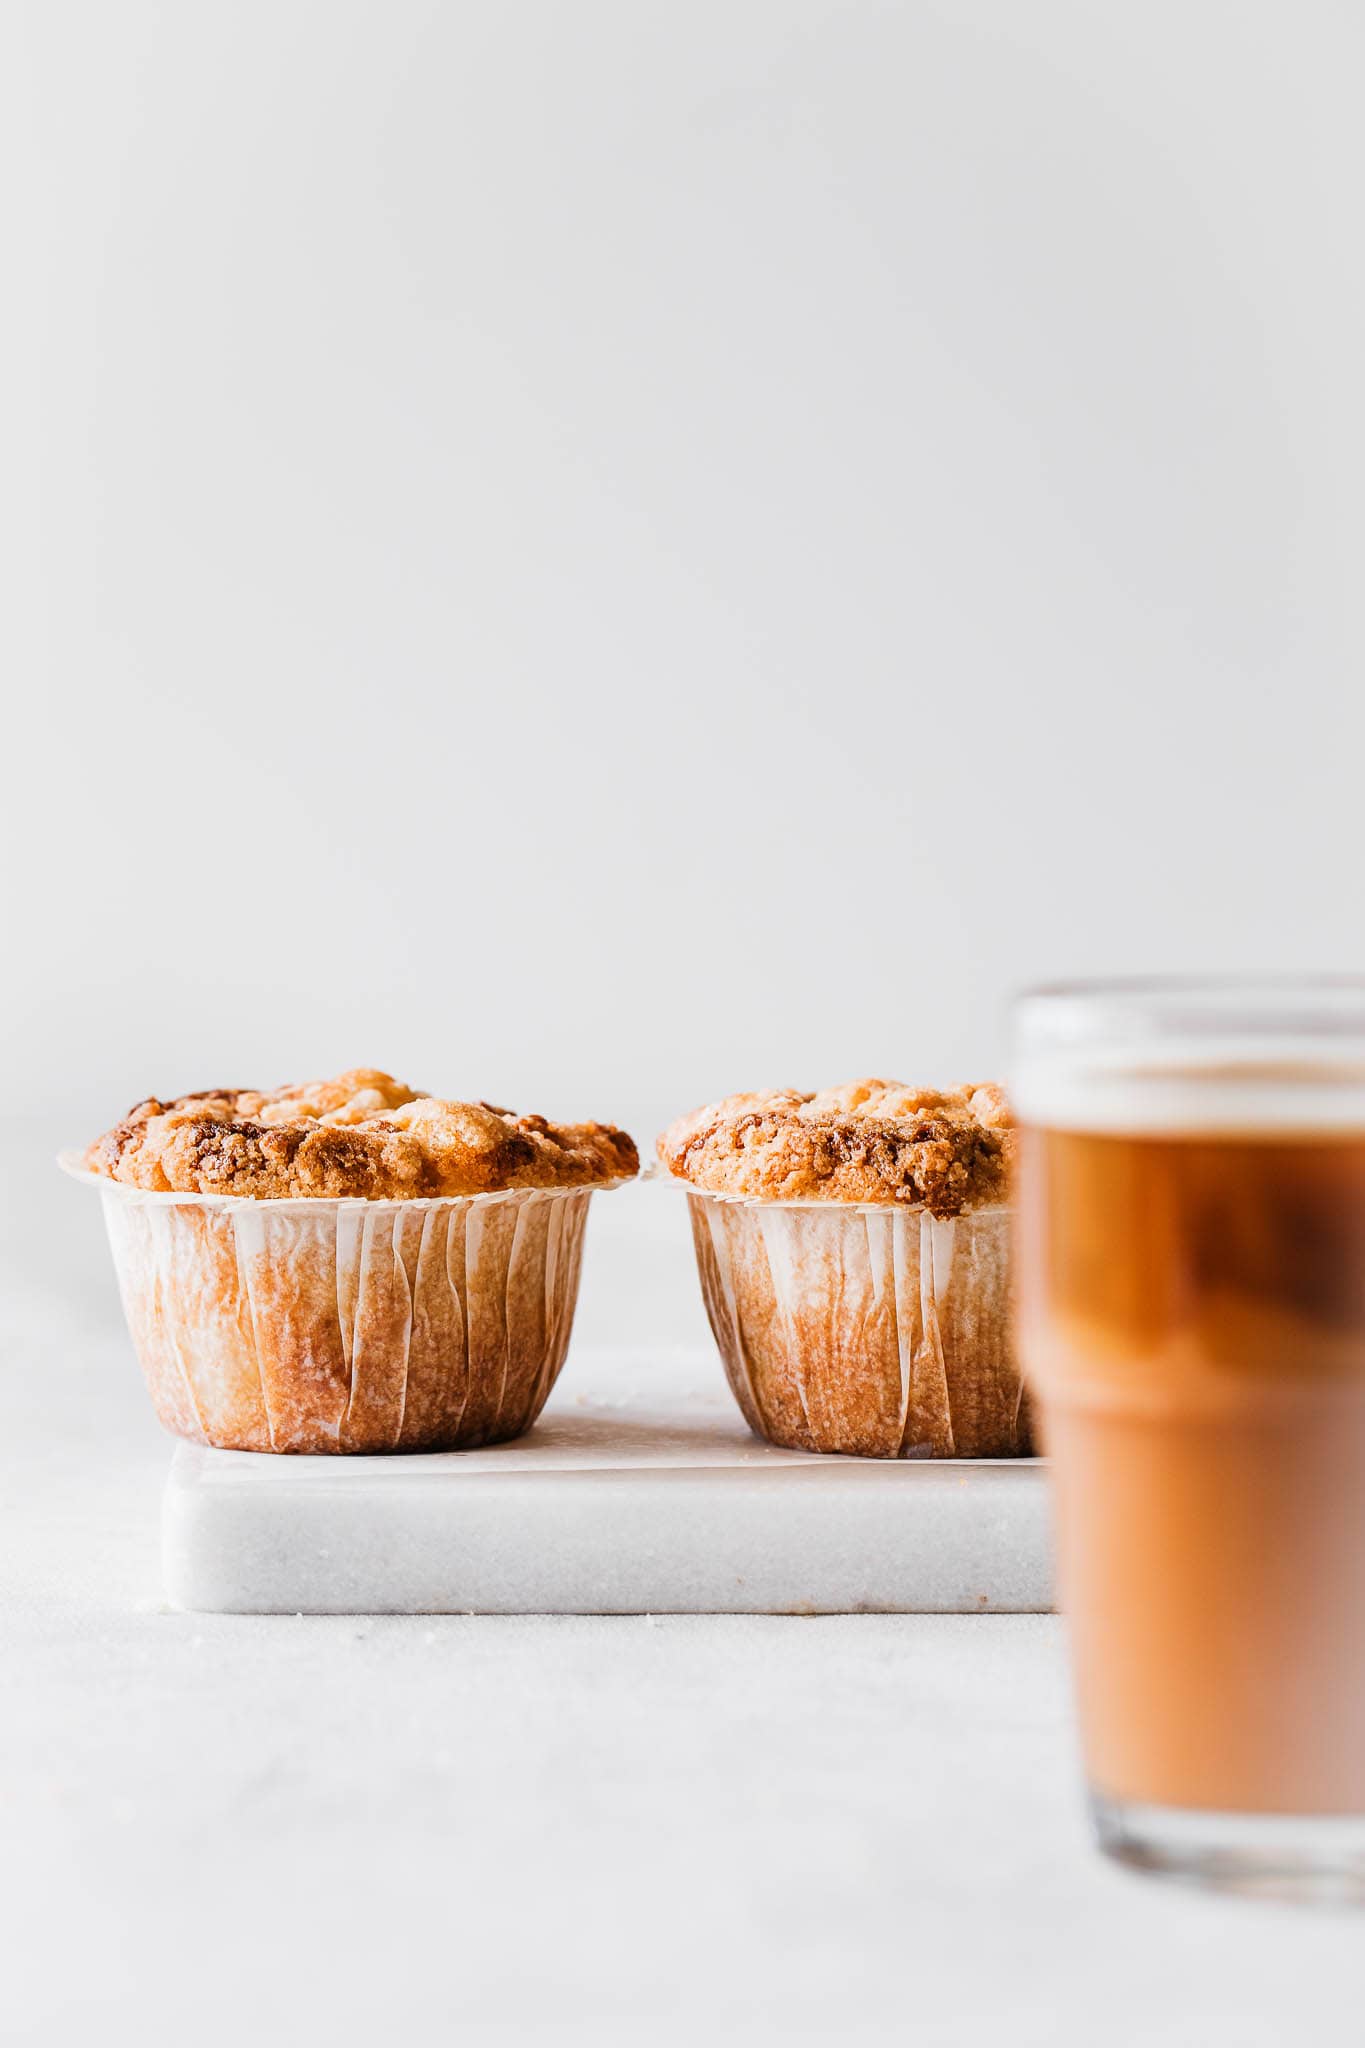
[
  {"xmin": 6, "ymin": 0, "xmax": 1365, "ymax": 1157},
  {"xmin": 7, "ymin": 9, "xmax": 1365, "ymax": 2044}
]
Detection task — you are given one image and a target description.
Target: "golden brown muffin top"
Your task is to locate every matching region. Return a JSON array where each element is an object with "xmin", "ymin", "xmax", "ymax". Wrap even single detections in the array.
[
  {"xmin": 86, "ymin": 1068, "xmax": 639, "ymax": 1200},
  {"xmin": 658, "ymin": 1079, "xmax": 1013, "ymax": 1215}
]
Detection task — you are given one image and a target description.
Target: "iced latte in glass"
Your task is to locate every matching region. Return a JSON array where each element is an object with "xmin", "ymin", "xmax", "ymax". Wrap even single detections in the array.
[{"xmin": 1013, "ymin": 981, "xmax": 1365, "ymax": 1895}]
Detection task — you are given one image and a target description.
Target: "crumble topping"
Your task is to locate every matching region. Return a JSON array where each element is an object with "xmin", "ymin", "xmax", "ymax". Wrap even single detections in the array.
[
  {"xmin": 658, "ymin": 1079, "xmax": 1012, "ymax": 1215},
  {"xmin": 87, "ymin": 1068, "xmax": 638, "ymax": 1199}
]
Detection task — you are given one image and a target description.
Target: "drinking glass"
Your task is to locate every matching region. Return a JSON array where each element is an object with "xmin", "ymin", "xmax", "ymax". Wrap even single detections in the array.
[{"xmin": 1012, "ymin": 978, "xmax": 1365, "ymax": 1897}]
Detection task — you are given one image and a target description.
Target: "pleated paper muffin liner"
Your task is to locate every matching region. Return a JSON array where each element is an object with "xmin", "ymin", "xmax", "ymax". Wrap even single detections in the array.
[
  {"xmin": 62, "ymin": 1157, "xmax": 621, "ymax": 1454},
  {"xmin": 676, "ymin": 1184, "xmax": 1030, "ymax": 1459}
]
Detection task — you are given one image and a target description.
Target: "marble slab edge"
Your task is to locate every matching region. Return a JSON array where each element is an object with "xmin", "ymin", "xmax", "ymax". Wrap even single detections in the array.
[{"xmin": 163, "ymin": 1443, "xmax": 1055, "ymax": 1616}]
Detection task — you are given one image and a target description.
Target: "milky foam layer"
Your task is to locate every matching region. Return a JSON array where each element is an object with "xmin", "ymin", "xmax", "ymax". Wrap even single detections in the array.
[{"xmin": 1011, "ymin": 1041, "xmax": 1365, "ymax": 1134}]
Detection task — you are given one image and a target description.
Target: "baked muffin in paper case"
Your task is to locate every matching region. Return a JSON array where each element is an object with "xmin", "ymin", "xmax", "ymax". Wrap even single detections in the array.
[
  {"xmin": 662, "ymin": 1080, "xmax": 1029, "ymax": 1458},
  {"xmin": 72, "ymin": 1070, "xmax": 636, "ymax": 1454}
]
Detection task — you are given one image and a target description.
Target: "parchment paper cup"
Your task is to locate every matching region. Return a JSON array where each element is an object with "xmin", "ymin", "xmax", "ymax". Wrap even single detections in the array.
[
  {"xmin": 62, "ymin": 1156, "xmax": 623, "ymax": 1453},
  {"xmin": 676, "ymin": 1183, "xmax": 1029, "ymax": 1458}
]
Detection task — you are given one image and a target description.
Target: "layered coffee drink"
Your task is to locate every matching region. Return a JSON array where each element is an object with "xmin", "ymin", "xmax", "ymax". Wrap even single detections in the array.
[{"xmin": 1013, "ymin": 985, "xmax": 1365, "ymax": 1892}]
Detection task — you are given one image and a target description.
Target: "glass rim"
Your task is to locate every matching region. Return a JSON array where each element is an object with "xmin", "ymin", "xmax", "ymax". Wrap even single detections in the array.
[
  {"xmin": 1010, "ymin": 976, "xmax": 1365, "ymax": 1130},
  {"xmin": 1016, "ymin": 971, "xmax": 1365, "ymax": 1004},
  {"xmin": 1015, "ymin": 975, "xmax": 1365, "ymax": 1036}
]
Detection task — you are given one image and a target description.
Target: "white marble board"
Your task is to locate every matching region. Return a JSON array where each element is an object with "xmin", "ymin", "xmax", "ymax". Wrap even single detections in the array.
[{"xmin": 163, "ymin": 1364, "xmax": 1053, "ymax": 1615}]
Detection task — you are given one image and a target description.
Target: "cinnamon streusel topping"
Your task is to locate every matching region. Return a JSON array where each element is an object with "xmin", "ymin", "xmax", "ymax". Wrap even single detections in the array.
[
  {"xmin": 87, "ymin": 1068, "xmax": 638, "ymax": 1199},
  {"xmin": 658, "ymin": 1079, "xmax": 1012, "ymax": 1215}
]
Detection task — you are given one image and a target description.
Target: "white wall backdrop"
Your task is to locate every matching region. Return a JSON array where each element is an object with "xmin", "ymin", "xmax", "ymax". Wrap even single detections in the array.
[{"xmin": 6, "ymin": 0, "xmax": 1364, "ymax": 1151}]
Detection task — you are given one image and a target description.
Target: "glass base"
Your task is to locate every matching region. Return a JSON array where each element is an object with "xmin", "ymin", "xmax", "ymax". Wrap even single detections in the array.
[{"xmin": 1092, "ymin": 1792, "xmax": 1365, "ymax": 1904}]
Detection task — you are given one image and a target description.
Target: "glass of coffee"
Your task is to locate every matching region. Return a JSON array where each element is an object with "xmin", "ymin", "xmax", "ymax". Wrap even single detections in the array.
[{"xmin": 1012, "ymin": 979, "xmax": 1365, "ymax": 1897}]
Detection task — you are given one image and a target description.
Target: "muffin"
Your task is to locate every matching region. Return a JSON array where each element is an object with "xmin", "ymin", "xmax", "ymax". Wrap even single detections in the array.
[
  {"xmin": 73, "ymin": 1069, "xmax": 637, "ymax": 1454},
  {"xmin": 658, "ymin": 1080, "xmax": 1028, "ymax": 1458}
]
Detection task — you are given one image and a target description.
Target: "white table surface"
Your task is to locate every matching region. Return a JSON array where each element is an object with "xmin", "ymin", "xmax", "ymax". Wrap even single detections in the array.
[{"xmin": 5, "ymin": 1133, "xmax": 1363, "ymax": 2046}]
